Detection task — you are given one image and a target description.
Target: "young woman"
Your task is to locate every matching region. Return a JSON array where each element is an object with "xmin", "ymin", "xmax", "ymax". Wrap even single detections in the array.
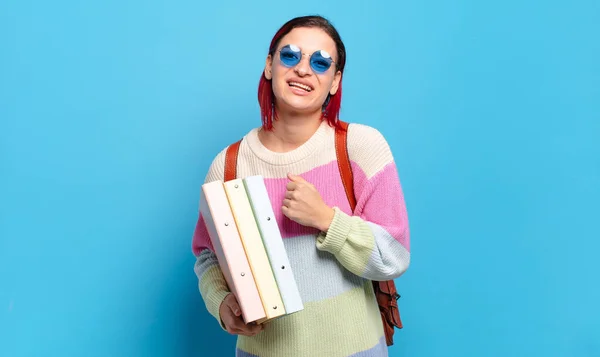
[{"xmin": 192, "ymin": 15, "xmax": 410, "ymax": 357}]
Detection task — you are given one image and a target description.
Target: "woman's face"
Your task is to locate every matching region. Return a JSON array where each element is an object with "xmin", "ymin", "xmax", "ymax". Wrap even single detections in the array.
[{"xmin": 264, "ymin": 27, "xmax": 342, "ymax": 117}]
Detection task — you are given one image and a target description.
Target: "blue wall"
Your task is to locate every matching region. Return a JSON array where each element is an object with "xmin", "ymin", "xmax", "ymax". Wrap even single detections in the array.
[{"xmin": 1, "ymin": 0, "xmax": 599, "ymax": 356}]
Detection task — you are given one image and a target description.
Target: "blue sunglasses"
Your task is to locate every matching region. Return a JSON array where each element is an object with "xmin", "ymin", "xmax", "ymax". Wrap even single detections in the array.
[{"xmin": 278, "ymin": 44, "xmax": 336, "ymax": 74}]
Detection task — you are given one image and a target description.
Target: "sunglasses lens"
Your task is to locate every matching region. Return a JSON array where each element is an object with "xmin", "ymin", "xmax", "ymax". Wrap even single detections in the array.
[
  {"xmin": 279, "ymin": 45, "xmax": 333, "ymax": 73},
  {"xmin": 279, "ymin": 45, "xmax": 301, "ymax": 67},
  {"xmin": 310, "ymin": 50, "xmax": 333, "ymax": 73}
]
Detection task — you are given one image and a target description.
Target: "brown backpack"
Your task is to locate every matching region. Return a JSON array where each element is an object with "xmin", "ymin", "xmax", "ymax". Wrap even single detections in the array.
[{"xmin": 223, "ymin": 120, "xmax": 403, "ymax": 346}]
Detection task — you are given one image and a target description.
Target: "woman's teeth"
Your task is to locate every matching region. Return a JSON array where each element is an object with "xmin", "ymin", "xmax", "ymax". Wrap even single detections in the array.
[{"xmin": 289, "ymin": 82, "xmax": 312, "ymax": 92}]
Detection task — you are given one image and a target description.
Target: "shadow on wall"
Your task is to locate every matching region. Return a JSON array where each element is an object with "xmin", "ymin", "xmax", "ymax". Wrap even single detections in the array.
[
  {"xmin": 151, "ymin": 247, "xmax": 238, "ymax": 357},
  {"xmin": 133, "ymin": 210, "xmax": 239, "ymax": 356},
  {"xmin": 184, "ymin": 288, "xmax": 237, "ymax": 356}
]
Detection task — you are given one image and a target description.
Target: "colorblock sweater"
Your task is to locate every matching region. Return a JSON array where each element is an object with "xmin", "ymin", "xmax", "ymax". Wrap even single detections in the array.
[{"xmin": 192, "ymin": 121, "xmax": 411, "ymax": 357}]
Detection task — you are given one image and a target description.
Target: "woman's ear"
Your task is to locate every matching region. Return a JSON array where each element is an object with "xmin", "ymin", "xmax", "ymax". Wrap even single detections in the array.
[
  {"xmin": 329, "ymin": 70, "xmax": 342, "ymax": 95},
  {"xmin": 264, "ymin": 54, "xmax": 273, "ymax": 80}
]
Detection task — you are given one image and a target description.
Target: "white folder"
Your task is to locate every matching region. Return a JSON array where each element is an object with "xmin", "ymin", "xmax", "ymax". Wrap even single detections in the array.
[{"xmin": 242, "ymin": 175, "xmax": 304, "ymax": 315}]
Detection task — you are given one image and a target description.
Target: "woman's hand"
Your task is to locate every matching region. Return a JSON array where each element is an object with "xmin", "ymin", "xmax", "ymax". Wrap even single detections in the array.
[
  {"xmin": 282, "ymin": 173, "xmax": 335, "ymax": 232},
  {"xmin": 219, "ymin": 293, "xmax": 264, "ymax": 336}
]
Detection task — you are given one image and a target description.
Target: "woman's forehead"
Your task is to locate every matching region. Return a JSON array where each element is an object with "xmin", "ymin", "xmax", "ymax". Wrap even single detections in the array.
[{"xmin": 279, "ymin": 27, "xmax": 336, "ymax": 53}]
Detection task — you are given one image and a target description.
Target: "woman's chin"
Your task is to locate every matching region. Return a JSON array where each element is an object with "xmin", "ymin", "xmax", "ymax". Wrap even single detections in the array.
[{"xmin": 277, "ymin": 97, "xmax": 321, "ymax": 115}]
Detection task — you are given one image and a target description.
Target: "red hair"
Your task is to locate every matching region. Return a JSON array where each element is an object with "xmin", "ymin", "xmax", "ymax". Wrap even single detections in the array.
[{"xmin": 257, "ymin": 16, "xmax": 347, "ymax": 131}]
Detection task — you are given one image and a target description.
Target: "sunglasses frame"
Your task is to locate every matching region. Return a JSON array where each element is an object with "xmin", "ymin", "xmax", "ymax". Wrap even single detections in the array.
[{"xmin": 277, "ymin": 44, "xmax": 337, "ymax": 74}]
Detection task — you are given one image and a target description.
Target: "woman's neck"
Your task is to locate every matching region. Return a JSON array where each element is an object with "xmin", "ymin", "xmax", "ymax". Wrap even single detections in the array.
[{"xmin": 258, "ymin": 110, "xmax": 323, "ymax": 153}]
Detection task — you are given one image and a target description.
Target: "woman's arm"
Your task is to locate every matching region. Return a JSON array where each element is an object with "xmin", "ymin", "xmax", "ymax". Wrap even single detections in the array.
[
  {"xmin": 316, "ymin": 124, "xmax": 411, "ymax": 281},
  {"xmin": 191, "ymin": 149, "xmax": 230, "ymax": 328}
]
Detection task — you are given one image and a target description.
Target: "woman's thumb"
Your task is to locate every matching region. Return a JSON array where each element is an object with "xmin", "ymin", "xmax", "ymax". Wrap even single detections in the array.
[{"xmin": 228, "ymin": 298, "xmax": 241, "ymax": 316}]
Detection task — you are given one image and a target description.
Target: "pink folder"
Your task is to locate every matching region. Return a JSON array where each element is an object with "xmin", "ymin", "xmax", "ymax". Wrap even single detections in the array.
[{"xmin": 200, "ymin": 180, "xmax": 266, "ymax": 323}]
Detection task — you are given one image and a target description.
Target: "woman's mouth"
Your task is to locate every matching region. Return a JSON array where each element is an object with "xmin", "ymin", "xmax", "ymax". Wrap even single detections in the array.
[{"xmin": 288, "ymin": 81, "xmax": 313, "ymax": 92}]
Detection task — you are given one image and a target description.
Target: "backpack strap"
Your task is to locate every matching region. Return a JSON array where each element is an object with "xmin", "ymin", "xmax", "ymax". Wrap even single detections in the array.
[
  {"xmin": 334, "ymin": 120, "xmax": 357, "ymax": 211},
  {"xmin": 334, "ymin": 120, "xmax": 403, "ymax": 346},
  {"xmin": 224, "ymin": 140, "xmax": 242, "ymax": 182}
]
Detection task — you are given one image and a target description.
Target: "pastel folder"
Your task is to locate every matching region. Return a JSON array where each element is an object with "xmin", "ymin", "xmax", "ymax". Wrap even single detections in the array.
[
  {"xmin": 199, "ymin": 180, "xmax": 266, "ymax": 324},
  {"xmin": 243, "ymin": 175, "xmax": 304, "ymax": 315},
  {"xmin": 223, "ymin": 179, "xmax": 286, "ymax": 323}
]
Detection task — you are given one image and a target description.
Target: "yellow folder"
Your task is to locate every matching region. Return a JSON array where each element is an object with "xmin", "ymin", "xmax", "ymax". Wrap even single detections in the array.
[{"xmin": 223, "ymin": 179, "xmax": 286, "ymax": 323}]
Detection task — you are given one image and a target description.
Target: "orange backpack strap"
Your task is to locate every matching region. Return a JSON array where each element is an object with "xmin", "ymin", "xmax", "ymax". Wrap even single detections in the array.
[
  {"xmin": 334, "ymin": 120, "xmax": 357, "ymax": 211},
  {"xmin": 334, "ymin": 120, "xmax": 403, "ymax": 347},
  {"xmin": 224, "ymin": 140, "xmax": 242, "ymax": 181}
]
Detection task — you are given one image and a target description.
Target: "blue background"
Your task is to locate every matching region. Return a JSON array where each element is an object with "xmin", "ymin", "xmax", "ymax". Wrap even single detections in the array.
[{"xmin": 1, "ymin": 0, "xmax": 599, "ymax": 356}]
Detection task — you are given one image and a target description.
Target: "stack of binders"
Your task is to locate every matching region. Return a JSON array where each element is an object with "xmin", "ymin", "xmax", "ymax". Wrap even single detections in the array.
[{"xmin": 199, "ymin": 175, "xmax": 304, "ymax": 324}]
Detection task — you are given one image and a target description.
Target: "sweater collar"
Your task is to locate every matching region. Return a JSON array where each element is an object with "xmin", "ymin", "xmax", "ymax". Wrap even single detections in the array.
[{"xmin": 245, "ymin": 120, "xmax": 332, "ymax": 166}]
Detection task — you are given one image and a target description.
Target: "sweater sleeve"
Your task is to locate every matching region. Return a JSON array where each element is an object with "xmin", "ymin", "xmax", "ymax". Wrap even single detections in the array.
[
  {"xmin": 316, "ymin": 124, "xmax": 410, "ymax": 281},
  {"xmin": 191, "ymin": 148, "xmax": 229, "ymax": 329}
]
